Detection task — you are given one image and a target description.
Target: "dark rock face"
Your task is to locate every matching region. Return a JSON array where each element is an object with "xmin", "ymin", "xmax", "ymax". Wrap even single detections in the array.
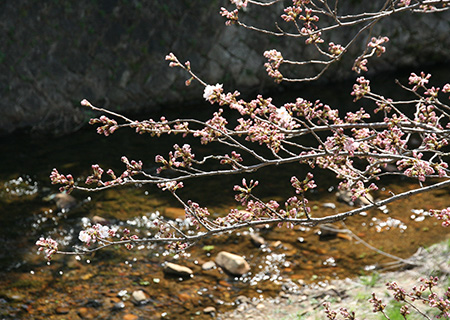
[{"xmin": 1, "ymin": 1, "xmax": 449, "ymax": 135}]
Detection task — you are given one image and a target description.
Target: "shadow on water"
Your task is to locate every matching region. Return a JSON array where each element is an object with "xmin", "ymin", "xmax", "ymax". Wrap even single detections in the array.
[{"xmin": 1, "ymin": 65, "xmax": 450, "ymax": 319}]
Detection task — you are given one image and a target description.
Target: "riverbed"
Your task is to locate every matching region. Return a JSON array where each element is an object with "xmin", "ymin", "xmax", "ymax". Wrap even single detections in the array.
[{"xmin": 1, "ymin": 67, "xmax": 450, "ymax": 319}]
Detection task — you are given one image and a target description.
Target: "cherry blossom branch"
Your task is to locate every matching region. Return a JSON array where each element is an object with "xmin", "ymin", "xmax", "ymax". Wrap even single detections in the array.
[{"xmin": 37, "ymin": 1, "xmax": 450, "ymax": 265}]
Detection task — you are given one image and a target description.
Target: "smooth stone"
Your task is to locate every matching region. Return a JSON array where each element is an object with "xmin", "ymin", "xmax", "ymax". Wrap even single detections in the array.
[
  {"xmin": 55, "ymin": 307, "xmax": 70, "ymax": 314},
  {"xmin": 203, "ymin": 306, "xmax": 216, "ymax": 314},
  {"xmin": 337, "ymin": 233, "xmax": 353, "ymax": 241},
  {"xmin": 5, "ymin": 293, "xmax": 24, "ymax": 301},
  {"xmin": 201, "ymin": 261, "xmax": 216, "ymax": 270},
  {"xmin": 322, "ymin": 202, "xmax": 336, "ymax": 209},
  {"xmin": 44, "ymin": 192, "xmax": 78, "ymax": 210},
  {"xmin": 112, "ymin": 301, "xmax": 125, "ymax": 311},
  {"xmin": 131, "ymin": 290, "xmax": 148, "ymax": 304},
  {"xmin": 249, "ymin": 233, "xmax": 265, "ymax": 247},
  {"xmin": 123, "ymin": 314, "xmax": 138, "ymax": 320},
  {"xmin": 256, "ymin": 303, "xmax": 266, "ymax": 310},
  {"xmin": 235, "ymin": 295, "xmax": 251, "ymax": 305},
  {"xmin": 77, "ymin": 307, "xmax": 89, "ymax": 318},
  {"xmin": 319, "ymin": 224, "xmax": 352, "ymax": 241},
  {"xmin": 163, "ymin": 262, "xmax": 193, "ymax": 277},
  {"xmin": 272, "ymin": 241, "xmax": 282, "ymax": 248},
  {"xmin": 92, "ymin": 215, "xmax": 109, "ymax": 225},
  {"xmin": 84, "ymin": 299, "xmax": 102, "ymax": 308},
  {"xmin": 336, "ymin": 190, "xmax": 373, "ymax": 207},
  {"xmin": 215, "ymin": 251, "xmax": 250, "ymax": 276},
  {"xmin": 319, "ymin": 224, "xmax": 340, "ymax": 238}
]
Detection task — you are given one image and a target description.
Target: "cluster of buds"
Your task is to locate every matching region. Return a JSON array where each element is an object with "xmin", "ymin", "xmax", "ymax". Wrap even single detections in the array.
[
  {"xmin": 387, "ymin": 277, "xmax": 450, "ymax": 318},
  {"xmin": 50, "ymin": 168, "xmax": 75, "ymax": 193},
  {"xmin": 194, "ymin": 109, "xmax": 228, "ymax": 144},
  {"xmin": 35, "ymin": 237, "xmax": 58, "ymax": 261},
  {"xmin": 121, "ymin": 156, "xmax": 143, "ymax": 175},
  {"xmin": 396, "ymin": 152, "xmax": 437, "ymax": 182},
  {"xmin": 443, "ymin": 83, "xmax": 450, "ymax": 93},
  {"xmin": 132, "ymin": 117, "xmax": 171, "ymax": 137},
  {"xmin": 281, "ymin": 5, "xmax": 302, "ymax": 22},
  {"xmin": 167, "ymin": 241, "xmax": 189, "ymax": 251},
  {"xmin": 367, "ymin": 36, "xmax": 389, "ymax": 57},
  {"xmin": 246, "ymin": 118, "xmax": 285, "ymax": 152},
  {"xmin": 286, "ymin": 98, "xmax": 338, "ymax": 124},
  {"xmin": 230, "ymin": 0, "xmax": 247, "ymax": 10},
  {"xmin": 323, "ymin": 130, "xmax": 360, "ymax": 156},
  {"xmin": 165, "ymin": 52, "xmax": 181, "ymax": 68},
  {"xmin": 369, "ymin": 292, "xmax": 386, "ymax": 313},
  {"xmin": 85, "ymin": 164, "xmax": 104, "ymax": 186},
  {"xmin": 351, "ymin": 76, "xmax": 371, "ymax": 101},
  {"xmin": 89, "ymin": 115, "xmax": 119, "ymax": 136},
  {"xmin": 323, "ymin": 302, "xmax": 357, "ymax": 320},
  {"xmin": 350, "ymin": 181, "xmax": 378, "ymax": 202},
  {"xmin": 290, "ymin": 173, "xmax": 316, "ymax": 194},
  {"xmin": 283, "ymin": 196, "xmax": 309, "ymax": 219},
  {"xmin": 344, "ymin": 108, "xmax": 370, "ymax": 123},
  {"xmin": 220, "ymin": 7, "xmax": 239, "ymax": 26},
  {"xmin": 84, "ymin": 158, "xmax": 142, "ymax": 188},
  {"xmin": 157, "ymin": 181, "xmax": 184, "ymax": 192},
  {"xmin": 220, "ymin": 151, "xmax": 243, "ymax": 169},
  {"xmin": 120, "ymin": 228, "xmax": 139, "ymax": 250},
  {"xmin": 409, "ymin": 72, "xmax": 431, "ymax": 91},
  {"xmin": 397, "ymin": 0, "xmax": 411, "ymax": 7},
  {"xmin": 264, "ymin": 50, "xmax": 284, "ymax": 83},
  {"xmin": 430, "ymin": 207, "xmax": 450, "ymax": 227},
  {"xmin": 328, "ymin": 42, "xmax": 345, "ymax": 57},
  {"xmin": 186, "ymin": 201, "xmax": 210, "ymax": 229},
  {"xmin": 415, "ymin": 103, "xmax": 439, "ymax": 127},
  {"xmin": 352, "ymin": 57, "xmax": 368, "ymax": 73},
  {"xmin": 153, "ymin": 219, "xmax": 175, "ymax": 239},
  {"xmin": 233, "ymin": 178, "xmax": 259, "ymax": 205},
  {"xmin": 155, "ymin": 144, "xmax": 195, "ymax": 173},
  {"xmin": 218, "ymin": 208, "xmax": 252, "ymax": 225}
]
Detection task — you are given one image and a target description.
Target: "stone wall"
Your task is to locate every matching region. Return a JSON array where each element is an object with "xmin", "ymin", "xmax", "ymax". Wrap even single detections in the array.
[{"xmin": 1, "ymin": 0, "xmax": 449, "ymax": 135}]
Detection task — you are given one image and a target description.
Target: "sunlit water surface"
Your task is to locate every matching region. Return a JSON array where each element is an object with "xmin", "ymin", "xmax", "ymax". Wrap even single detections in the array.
[{"xmin": 1, "ymin": 66, "xmax": 450, "ymax": 319}]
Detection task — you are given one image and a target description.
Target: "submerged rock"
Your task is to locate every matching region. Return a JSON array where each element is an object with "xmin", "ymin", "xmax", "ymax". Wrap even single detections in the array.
[
  {"xmin": 336, "ymin": 190, "xmax": 373, "ymax": 207},
  {"xmin": 43, "ymin": 192, "xmax": 77, "ymax": 210},
  {"xmin": 202, "ymin": 261, "xmax": 216, "ymax": 270},
  {"xmin": 249, "ymin": 233, "xmax": 265, "ymax": 247},
  {"xmin": 55, "ymin": 306, "xmax": 70, "ymax": 314},
  {"xmin": 203, "ymin": 306, "xmax": 216, "ymax": 314},
  {"xmin": 215, "ymin": 251, "xmax": 250, "ymax": 276},
  {"xmin": 92, "ymin": 215, "xmax": 110, "ymax": 225},
  {"xmin": 131, "ymin": 290, "xmax": 148, "ymax": 305},
  {"xmin": 322, "ymin": 202, "xmax": 336, "ymax": 209},
  {"xmin": 163, "ymin": 262, "xmax": 193, "ymax": 277},
  {"xmin": 111, "ymin": 301, "xmax": 125, "ymax": 311}
]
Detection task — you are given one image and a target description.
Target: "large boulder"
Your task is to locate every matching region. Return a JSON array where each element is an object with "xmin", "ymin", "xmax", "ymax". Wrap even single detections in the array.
[
  {"xmin": 1, "ymin": 1, "xmax": 449, "ymax": 135},
  {"xmin": 215, "ymin": 251, "xmax": 250, "ymax": 276}
]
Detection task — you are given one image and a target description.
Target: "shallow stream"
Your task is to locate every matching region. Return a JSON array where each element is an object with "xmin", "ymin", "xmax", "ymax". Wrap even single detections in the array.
[{"xmin": 1, "ymin": 67, "xmax": 450, "ymax": 319}]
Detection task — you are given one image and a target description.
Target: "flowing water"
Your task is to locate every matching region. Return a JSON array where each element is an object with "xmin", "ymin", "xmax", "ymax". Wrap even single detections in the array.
[{"xmin": 1, "ymin": 67, "xmax": 450, "ymax": 319}]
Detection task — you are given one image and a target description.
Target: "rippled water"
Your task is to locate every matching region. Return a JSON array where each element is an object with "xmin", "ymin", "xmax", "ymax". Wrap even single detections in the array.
[{"xmin": 1, "ymin": 66, "xmax": 450, "ymax": 319}]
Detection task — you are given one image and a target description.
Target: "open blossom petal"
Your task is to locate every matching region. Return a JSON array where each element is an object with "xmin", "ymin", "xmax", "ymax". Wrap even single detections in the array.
[
  {"xmin": 203, "ymin": 83, "xmax": 223, "ymax": 100},
  {"xmin": 79, "ymin": 230, "xmax": 91, "ymax": 243},
  {"xmin": 276, "ymin": 107, "xmax": 294, "ymax": 128},
  {"xmin": 97, "ymin": 224, "xmax": 110, "ymax": 238}
]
